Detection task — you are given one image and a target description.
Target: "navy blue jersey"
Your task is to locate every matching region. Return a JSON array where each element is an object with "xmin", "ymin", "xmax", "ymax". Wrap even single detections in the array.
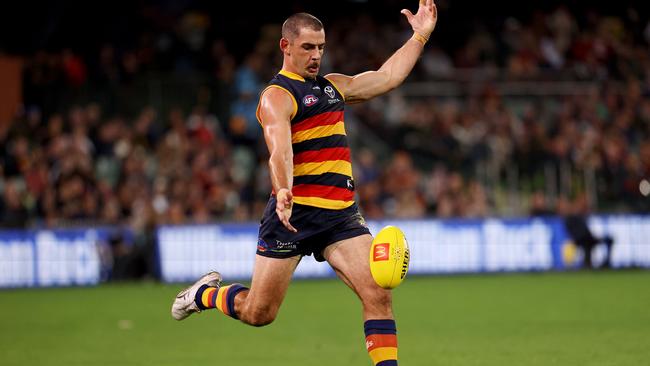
[{"xmin": 257, "ymin": 69, "xmax": 354, "ymax": 210}]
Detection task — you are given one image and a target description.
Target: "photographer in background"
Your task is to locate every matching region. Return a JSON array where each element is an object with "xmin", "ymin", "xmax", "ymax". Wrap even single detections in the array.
[{"xmin": 563, "ymin": 193, "xmax": 615, "ymax": 269}]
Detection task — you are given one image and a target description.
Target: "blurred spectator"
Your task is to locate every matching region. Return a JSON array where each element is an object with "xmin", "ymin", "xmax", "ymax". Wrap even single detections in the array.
[
  {"xmin": 0, "ymin": 180, "xmax": 29, "ymax": 228},
  {"xmin": 529, "ymin": 191, "xmax": 555, "ymax": 217},
  {"xmin": 231, "ymin": 53, "xmax": 265, "ymax": 140}
]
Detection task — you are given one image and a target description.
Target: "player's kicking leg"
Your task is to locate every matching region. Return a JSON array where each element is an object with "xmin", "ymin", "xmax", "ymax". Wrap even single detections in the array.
[
  {"xmin": 323, "ymin": 234, "xmax": 398, "ymax": 366},
  {"xmin": 171, "ymin": 254, "xmax": 300, "ymax": 326}
]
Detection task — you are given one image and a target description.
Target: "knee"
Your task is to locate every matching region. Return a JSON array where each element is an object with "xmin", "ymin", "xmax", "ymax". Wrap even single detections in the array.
[
  {"xmin": 241, "ymin": 305, "xmax": 277, "ymax": 327},
  {"xmin": 361, "ymin": 287, "xmax": 392, "ymax": 312},
  {"xmin": 246, "ymin": 313, "xmax": 276, "ymax": 327}
]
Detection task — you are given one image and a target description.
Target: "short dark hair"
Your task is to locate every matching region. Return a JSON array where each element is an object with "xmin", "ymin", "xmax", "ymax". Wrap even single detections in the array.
[{"xmin": 281, "ymin": 13, "xmax": 323, "ymax": 40}]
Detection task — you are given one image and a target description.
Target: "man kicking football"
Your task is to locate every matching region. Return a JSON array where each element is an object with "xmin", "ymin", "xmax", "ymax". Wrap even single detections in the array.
[{"xmin": 172, "ymin": 2, "xmax": 437, "ymax": 365}]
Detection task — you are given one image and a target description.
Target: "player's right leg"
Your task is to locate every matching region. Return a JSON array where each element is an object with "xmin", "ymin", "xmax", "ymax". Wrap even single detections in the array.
[
  {"xmin": 171, "ymin": 254, "xmax": 300, "ymax": 326},
  {"xmin": 172, "ymin": 196, "xmax": 304, "ymax": 325}
]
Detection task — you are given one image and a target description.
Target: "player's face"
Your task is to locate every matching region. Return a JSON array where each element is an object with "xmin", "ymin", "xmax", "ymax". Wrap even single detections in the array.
[{"xmin": 288, "ymin": 28, "xmax": 325, "ymax": 79}]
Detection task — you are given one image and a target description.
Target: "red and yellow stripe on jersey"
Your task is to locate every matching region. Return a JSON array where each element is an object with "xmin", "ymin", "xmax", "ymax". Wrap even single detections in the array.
[{"xmin": 291, "ymin": 110, "xmax": 353, "ymax": 209}]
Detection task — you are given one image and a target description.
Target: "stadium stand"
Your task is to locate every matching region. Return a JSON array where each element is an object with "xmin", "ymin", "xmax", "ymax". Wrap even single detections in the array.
[{"xmin": 1, "ymin": 1, "xmax": 649, "ymax": 232}]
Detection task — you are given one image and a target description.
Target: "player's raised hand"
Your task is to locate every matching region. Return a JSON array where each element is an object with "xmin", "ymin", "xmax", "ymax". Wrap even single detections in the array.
[
  {"xmin": 401, "ymin": 0, "xmax": 438, "ymax": 40},
  {"xmin": 276, "ymin": 188, "xmax": 298, "ymax": 233}
]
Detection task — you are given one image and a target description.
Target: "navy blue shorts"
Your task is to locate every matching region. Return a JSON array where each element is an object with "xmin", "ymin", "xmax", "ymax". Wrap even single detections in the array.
[{"xmin": 256, "ymin": 197, "xmax": 371, "ymax": 262}]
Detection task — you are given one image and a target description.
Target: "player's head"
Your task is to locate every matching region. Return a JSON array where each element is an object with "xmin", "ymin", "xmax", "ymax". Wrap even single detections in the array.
[{"xmin": 280, "ymin": 13, "xmax": 325, "ymax": 79}]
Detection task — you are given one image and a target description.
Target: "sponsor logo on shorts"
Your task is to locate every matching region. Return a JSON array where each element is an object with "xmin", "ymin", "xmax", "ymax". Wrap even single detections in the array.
[
  {"xmin": 373, "ymin": 243, "xmax": 390, "ymax": 261},
  {"xmin": 352, "ymin": 212, "xmax": 367, "ymax": 228},
  {"xmin": 257, "ymin": 238, "xmax": 268, "ymax": 252},
  {"xmin": 303, "ymin": 94, "xmax": 318, "ymax": 106},
  {"xmin": 257, "ymin": 238, "xmax": 298, "ymax": 253},
  {"xmin": 275, "ymin": 240, "xmax": 297, "ymax": 250}
]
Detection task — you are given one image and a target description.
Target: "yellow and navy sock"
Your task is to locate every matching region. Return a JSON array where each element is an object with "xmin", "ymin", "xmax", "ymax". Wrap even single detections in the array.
[
  {"xmin": 195, "ymin": 284, "xmax": 248, "ymax": 319},
  {"xmin": 364, "ymin": 319, "xmax": 398, "ymax": 366}
]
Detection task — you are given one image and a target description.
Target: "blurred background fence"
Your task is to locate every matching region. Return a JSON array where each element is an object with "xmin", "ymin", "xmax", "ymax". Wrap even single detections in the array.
[{"xmin": 2, "ymin": 215, "xmax": 650, "ymax": 288}]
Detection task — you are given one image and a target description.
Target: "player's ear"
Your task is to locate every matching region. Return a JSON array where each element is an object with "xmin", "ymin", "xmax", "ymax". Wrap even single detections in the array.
[{"xmin": 280, "ymin": 38, "xmax": 290, "ymax": 55}]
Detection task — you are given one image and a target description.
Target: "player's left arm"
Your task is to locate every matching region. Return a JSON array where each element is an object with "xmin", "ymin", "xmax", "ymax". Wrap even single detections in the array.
[{"xmin": 325, "ymin": 0, "xmax": 437, "ymax": 104}]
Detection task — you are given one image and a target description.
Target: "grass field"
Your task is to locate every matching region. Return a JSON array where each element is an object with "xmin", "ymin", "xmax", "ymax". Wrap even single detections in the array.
[{"xmin": 1, "ymin": 271, "xmax": 649, "ymax": 366}]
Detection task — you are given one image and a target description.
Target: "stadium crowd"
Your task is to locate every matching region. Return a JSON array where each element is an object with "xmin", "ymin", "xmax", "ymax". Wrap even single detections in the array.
[{"xmin": 2, "ymin": 4, "xmax": 650, "ymax": 231}]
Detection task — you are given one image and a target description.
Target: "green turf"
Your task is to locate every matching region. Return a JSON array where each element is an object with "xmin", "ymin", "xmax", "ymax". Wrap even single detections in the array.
[{"xmin": 1, "ymin": 271, "xmax": 649, "ymax": 366}]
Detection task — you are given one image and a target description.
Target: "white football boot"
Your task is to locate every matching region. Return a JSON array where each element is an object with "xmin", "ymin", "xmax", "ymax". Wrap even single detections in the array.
[{"xmin": 171, "ymin": 271, "xmax": 222, "ymax": 320}]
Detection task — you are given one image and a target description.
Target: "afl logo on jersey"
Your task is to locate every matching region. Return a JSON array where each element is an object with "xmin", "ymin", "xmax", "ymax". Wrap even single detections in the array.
[{"xmin": 303, "ymin": 94, "xmax": 319, "ymax": 106}]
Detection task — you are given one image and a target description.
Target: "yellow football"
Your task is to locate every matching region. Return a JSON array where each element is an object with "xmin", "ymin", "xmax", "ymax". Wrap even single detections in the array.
[{"xmin": 369, "ymin": 226, "xmax": 410, "ymax": 289}]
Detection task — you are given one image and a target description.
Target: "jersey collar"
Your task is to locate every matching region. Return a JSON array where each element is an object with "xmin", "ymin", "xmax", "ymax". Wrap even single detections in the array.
[{"xmin": 279, "ymin": 69, "xmax": 306, "ymax": 82}]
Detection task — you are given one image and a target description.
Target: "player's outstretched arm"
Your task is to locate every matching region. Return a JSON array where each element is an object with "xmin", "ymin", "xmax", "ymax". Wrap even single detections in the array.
[
  {"xmin": 326, "ymin": 0, "xmax": 437, "ymax": 104},
  {"xmin": 258, "ymin": 88, "xmax": 298, "ymax": 232}
]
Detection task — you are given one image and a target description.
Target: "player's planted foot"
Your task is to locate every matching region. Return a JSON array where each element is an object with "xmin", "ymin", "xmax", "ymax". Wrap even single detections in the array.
[{"xmin": 171, "ymin": 271, "xmax": 222, "ymax": 320}]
